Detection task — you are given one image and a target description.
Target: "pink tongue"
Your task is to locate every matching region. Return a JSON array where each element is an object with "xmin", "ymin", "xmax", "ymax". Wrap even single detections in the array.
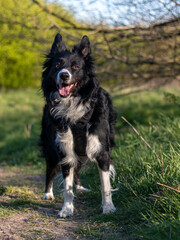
[{"xmin": 59, "ymin": 85, "xmax": 71, "ymax": 96}]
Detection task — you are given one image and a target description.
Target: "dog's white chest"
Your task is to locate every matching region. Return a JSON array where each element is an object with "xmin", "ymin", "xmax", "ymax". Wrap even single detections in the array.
[
  {"xmin": 51, "ymin": 96, "xmax": 91, "ymax": 124},
  {"xmin": 55, "ymin": 127, "xmax": 101, "ymax": 166}
]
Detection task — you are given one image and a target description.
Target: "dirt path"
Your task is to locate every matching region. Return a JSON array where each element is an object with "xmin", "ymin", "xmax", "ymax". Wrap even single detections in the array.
[
  {"xmin": 0, "ymin": 167, "xmax": 87, "ymax": 240},
  {"xmin": 0, "ymin": 166, "xmax": 127, "ymax": 240},
  {"xmin": 0, "ymin": 211, "xmax": 79, "ymax": 240}
]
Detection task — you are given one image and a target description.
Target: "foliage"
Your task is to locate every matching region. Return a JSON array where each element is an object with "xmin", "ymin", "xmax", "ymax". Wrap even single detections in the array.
[
  {"xmin": 0, "ymin": 0, "xmax": 78, "ymax": 88},
  {"xmin": 0, "ymin": 0, "xmax": 180, "ymax": 89}
]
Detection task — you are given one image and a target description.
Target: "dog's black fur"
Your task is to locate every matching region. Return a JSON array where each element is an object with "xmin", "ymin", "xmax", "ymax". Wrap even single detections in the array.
[{"xmin": 40, "ymin": 33, "xmax": 116, "ymax": 216}]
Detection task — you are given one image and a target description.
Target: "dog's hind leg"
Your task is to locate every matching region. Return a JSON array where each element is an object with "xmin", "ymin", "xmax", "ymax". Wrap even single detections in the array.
[
  {"xmin": 74, "ymin": 164, "xmax": 90, "ymax": 193},
  {"xmin": 43, "ymin": 162, "xmax": 60, "ymax": 200},
  {"xmin": 41, "ymin": 113, "xmax": 61, "ymax": 201},
  {"xmin": 58, "ymin": 165, "xmax": 74, "ymax": 218}
]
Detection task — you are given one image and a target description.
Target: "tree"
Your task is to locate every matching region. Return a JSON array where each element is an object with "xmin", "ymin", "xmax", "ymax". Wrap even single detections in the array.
[
  {"xmin": 0, "ymin": 0, "xmax": 78, "ymax": 88},
  {"xmin": 0, "ymin": 0, "xmax": 180, "ymax": 88}
]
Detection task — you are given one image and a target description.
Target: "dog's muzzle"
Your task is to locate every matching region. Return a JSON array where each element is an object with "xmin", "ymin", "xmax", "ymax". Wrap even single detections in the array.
[
  {"xmin": 57, "ymin": 69, "xmax": 72, "ymax": 84},
  {"xmin": 56, "ymin": 69, "xmax": 77, "ymax": 97}
]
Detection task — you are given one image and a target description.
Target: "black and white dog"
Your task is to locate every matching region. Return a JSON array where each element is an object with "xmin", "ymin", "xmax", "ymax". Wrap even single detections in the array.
[{"xmin": 40, "ymin": 33, "xmax": 116, "ymax": 217}]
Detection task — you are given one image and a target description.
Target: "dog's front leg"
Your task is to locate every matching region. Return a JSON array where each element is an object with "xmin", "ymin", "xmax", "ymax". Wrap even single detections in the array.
[
  {"xmin": 98, "ymin": 164, "xmax": 116, "ymax": 214},
  {"xmin": 58, "ymin": 166, "xmax": 74, "ymax": 218}
]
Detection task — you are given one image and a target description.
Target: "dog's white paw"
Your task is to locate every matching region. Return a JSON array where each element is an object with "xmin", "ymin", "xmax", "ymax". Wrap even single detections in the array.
[
  {"xmin": 76, "ymin": 185, "xmax": 91, "ymax": 193},
  {"xmin": 103, "ymin": 203, "xmax": 116, "ymax": 214},
  {"xmin": 58, "ymin": 206, "xmax": 74, "ymax": 218},
  {"xmin": 43, "ymin": 193, "xmax": 55, "ymax": 201}
]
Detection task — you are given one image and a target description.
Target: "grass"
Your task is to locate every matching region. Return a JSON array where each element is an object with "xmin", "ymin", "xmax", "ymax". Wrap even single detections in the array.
[
  {"xmin": 0, "ymin": 87, "xmax": 180, "ymax": 239},
  {"xmin": 0, "ymin": 89, "xmax": 44, "ymax": 166}
]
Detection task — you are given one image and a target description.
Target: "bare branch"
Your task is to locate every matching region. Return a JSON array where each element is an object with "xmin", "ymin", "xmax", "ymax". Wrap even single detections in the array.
[
  {"xmin": 48, "ymin": 17, "xmax": 80, "ymax": 40},
  {"xmin": 157, "ymin": 182, "xmax": 180, "ymax": 193},
  {"xmin": 121, "ymin": 116, "xmax": 162, "ymax": 161},
  {"xmin": 120, "ymin": 173, "xmax": 141, "ymax": 200},
  {"xmin": 31, "ymin": 0, "xmax": 180, "ymax": 34},
  {"xmin": 32, "ymin": 0, "xmax": 78, "ymax": 28}
]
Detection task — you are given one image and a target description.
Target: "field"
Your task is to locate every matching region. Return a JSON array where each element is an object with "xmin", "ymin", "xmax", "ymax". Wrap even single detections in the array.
[{"xmin": 0, "ymin": 87, "xmax": 180, "ymax": 240}]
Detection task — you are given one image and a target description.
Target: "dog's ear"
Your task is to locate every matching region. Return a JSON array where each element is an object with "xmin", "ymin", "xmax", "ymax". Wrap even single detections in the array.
[
  {"xmin": 75, "ymin": 35, "xmax": 91, "ymax": 58},
  {"xmin": 50, "ymin": 33, "xmax": 66, "ymax": 56}
]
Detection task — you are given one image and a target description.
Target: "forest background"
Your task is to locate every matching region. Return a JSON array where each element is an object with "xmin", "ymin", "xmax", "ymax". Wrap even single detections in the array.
[
  {"xmin": 0, "ymin": 1, "xmax": 180, "ymax": 239},
  {"xmin": 0, "ymin": 0, "xmax": 180, "ymax": 88}
]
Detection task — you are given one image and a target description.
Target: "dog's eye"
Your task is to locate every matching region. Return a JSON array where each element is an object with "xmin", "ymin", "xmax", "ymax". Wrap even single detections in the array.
[
  {"xmin": 56, "ymin": 63, "xmax": 61, "ymax": 69},
  {"xmin": 56, "ymin": 59, "xmax": 64, "ymax": 69},
  {"xmin": 72, "ymin": 65, "xmax": 79, "ymax": 70}
]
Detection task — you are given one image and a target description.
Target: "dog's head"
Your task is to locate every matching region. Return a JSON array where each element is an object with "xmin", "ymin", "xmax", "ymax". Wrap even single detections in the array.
[{"xmin": 42, "ymin": 33, "xmax": 98, "ymax": 100}]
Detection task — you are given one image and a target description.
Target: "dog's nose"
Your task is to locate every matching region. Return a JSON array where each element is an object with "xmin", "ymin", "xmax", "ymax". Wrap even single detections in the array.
[{"xmin": 60, "ymin": 72, "xmax": 70, "ymax": 81}]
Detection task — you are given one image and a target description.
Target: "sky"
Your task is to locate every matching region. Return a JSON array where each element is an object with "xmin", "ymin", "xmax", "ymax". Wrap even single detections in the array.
[
  {"xmin": 48, "ymin": 0, "xmax": 180, "ymax": 26},
  {"xmin": 51, "ymin": 0, "xmax": 119, "ymax": 25}
]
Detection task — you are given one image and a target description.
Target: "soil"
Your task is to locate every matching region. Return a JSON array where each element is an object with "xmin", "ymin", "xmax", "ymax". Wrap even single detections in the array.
[{"xmin": 0, "ymin": 167, "xmax": 88, "ymax": 240}]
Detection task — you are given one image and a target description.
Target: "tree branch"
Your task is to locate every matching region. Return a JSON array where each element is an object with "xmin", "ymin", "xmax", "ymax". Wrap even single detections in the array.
[
  {"xmin": 157, "ymin": 182, "xmax": 180, "ymax": 193},
  {"xmin": 31, "ymin": 0, "xmax": 180, "ymax": 34},
  {"xmin": 121, "ymin": 116, "xmax": 162, "ymax": 161}
]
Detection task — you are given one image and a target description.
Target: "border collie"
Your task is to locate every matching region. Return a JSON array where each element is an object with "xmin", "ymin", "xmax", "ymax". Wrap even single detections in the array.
[{"xmin": 40, "ymin": 33, "xmax": 116, "ymax": 217}]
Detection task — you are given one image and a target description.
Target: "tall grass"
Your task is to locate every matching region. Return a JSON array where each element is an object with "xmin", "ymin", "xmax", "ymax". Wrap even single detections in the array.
[
  {"xmin": 79, "ymin": 88, "xmax": 180, "ymax": 239},
  {"xmin": 113, "ymin": 114, "xmax": 180, "ymax": 239}
]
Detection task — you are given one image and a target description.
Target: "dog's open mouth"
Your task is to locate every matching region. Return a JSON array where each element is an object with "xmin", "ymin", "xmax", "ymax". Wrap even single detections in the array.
[{"xmin": 58, "ymin": 82, "xmax": 77, "ymax": 97}]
